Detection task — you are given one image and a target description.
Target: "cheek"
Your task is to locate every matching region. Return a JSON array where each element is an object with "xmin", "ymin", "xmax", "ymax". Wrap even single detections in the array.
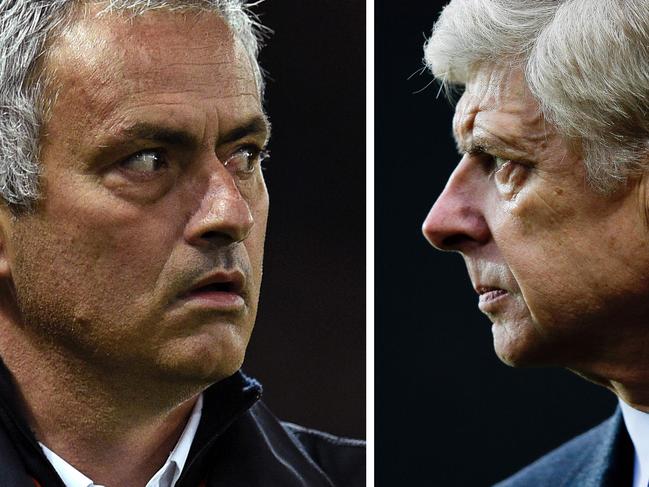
[
  {"xmin": 504, "ymin": 183, "xmax": 576, "ymax": 235},
  {"xmin": 9, "ymin": 220, "xmax": 124, "ymax": 345},
  {"xmin": 493, "ymin": 187, "xmax": 591, "ymax": 325},
  {"xmin": 495, "ymin": 184, "xmax": 649, "ymax": 329},
  {"xmin": 7, "ymin": 200, "xmax": 192, "ymax": 361},
  {"xmin": 76, "ymin": 212, "xmax": 175, "ymax": 288},
  {"xmin": 14, "ymin": 200, "xmax": 180, "ymax": 318}
]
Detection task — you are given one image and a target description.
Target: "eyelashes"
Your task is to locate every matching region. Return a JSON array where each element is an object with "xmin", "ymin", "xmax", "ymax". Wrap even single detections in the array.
[{"xmin": 223, "ymin": 146, "xmax": 270, "ymax": 175}]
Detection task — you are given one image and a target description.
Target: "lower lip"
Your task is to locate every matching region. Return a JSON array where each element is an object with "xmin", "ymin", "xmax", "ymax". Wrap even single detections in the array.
[
  {"xmin": 478, "ymin": 289, "xmax": 509, "ymax": 312},
  {"xmin": 182, "ymin": 291, "xmax": 245, "ymax": 310}
]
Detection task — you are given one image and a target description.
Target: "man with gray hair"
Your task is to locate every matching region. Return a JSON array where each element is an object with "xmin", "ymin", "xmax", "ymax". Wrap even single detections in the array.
[
  {"xmin": 0, "ymin": 1, "xmax": 364, "ymax": 486},
  {"xmin": 422, "ymin": 1, "xmax": 649, "ymax": 485}
]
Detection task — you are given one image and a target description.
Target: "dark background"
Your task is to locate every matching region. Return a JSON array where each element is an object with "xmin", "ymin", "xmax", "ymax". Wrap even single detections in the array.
[
  {"xmin": 243, "ymin": 1, "xmax": 366, "ymax": 440},
  {"xmin": 376, "ymin": 2, "xmax": 616, "ymax": 485}
]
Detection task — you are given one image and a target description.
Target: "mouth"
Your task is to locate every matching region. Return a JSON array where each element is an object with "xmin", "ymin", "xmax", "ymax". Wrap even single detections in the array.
[
  {"xmin": 190, "ymin": 281, "xmax": 240, "ymax": 294},
  {"xmin": 475, "ymin": 286, "xmax": 509, "ymax": 312},
  {"xmin": 180, "ymin": 271, "xmax": 246, "ymax": 311}
]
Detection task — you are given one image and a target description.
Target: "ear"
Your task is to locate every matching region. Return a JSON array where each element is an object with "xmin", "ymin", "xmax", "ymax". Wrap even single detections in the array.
[
  {"xmin": 640, "ymin": 172, "xmax": 649, "ymax": 231},
  {"xmin": 0, "ymin": 206, "xmax": 15, "ymax": 280}
]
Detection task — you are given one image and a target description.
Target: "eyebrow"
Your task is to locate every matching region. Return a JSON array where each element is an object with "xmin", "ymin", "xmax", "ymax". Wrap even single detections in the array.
[
  {"xmin": 454, "ymin": 134, "xmax": 525, "ymax": 159},
  {"xmin": 454, "ymin": 137, "xmax": 491, "ymax": 156},
  {"xmin": 117, "ymin": 115, "xmax": 271, "ymax": 149},
  {"xmin": 121, "ymin": 124, "xmax": 198, "ymax": 148},
  {"xmin": 221, "ymin": 116, "xmax": 271, "ymax": 145}
]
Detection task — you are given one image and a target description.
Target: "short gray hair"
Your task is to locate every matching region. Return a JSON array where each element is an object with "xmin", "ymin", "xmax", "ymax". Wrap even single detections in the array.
[
  {"xmin": 0, "ymin": 0, "xmax": 267, "ymax": 210},
  {"xmin": 424, "ymin": 0, "xmax": 649, "ymax": 192}
]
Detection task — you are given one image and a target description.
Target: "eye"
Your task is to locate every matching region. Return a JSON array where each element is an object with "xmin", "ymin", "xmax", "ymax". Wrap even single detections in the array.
[
  {"xmin": 492, "ymin": 156, "xmax": 530, "ymax": 197},
  {"xmin": 493, "ymin": 156, "xmax": 509, "ymax": 171},
  {"xmin": 492, "ymin": 156, "xmax": 517, "ymax": 180},
  {"xmin": 103, "ymin": 148, "xmax": 174, "ymax": 202},
  {"xmin": 223, "ymin": 146, "xmax": 269, "ymax": 175},
  {"xmin": 120, "ymin": 150, "xmax": 167, "ymax": 174}
]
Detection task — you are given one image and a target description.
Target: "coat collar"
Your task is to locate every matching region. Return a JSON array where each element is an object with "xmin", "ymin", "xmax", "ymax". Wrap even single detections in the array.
[
  {"xmin": 562, "ymin": 408, "xmax": 634, "ymax": 487},
  {"xmin": 0, "ymin": 358, "xmax": 262, "ymax": 487}
]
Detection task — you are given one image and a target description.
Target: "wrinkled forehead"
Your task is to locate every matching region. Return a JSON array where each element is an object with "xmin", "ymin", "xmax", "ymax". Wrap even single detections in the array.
[
  {"xmin": 453, "ymin": 65, "xmax": 544, "ymax": 143},
  {"xmin": 45, "ymin": 6, "xmax": 258, "ymax": 102}
]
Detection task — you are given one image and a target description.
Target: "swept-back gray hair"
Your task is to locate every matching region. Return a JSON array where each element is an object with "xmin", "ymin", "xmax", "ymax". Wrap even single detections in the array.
[
  {"xmin": 0, "ymin": 0, "xmax": 267, "ymax": 209},
  {"xmin": 424, "ymin": 0, "xmax": 649, "ymax": 192}
]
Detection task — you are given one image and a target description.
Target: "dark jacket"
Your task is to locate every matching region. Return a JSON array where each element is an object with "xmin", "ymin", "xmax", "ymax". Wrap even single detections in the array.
[
  {"xmin": 494, "ymin": 409, "xmax": 633, "ymax": 487},
  {"xmin": 0, "ymin": 366, "xmax": 365, "ymax": 486}
]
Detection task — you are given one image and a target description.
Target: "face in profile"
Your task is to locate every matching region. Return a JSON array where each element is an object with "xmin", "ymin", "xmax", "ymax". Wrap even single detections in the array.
[
  {"xmin": 0, "ymin": 7, "xmax": 270, "ymax": 384},
  {"xmin": 422, "ymin": 66, "xmax": 649, "ymax": 371}
]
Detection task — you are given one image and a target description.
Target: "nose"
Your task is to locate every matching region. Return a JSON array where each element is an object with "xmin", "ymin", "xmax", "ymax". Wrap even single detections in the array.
[
  {"xmin": 184, "ymin": 164, "xmax": 254, "ymax": 246},
  {"xmin": 422, "ymin": 157, "xmax": 491, "ymax": 252}
]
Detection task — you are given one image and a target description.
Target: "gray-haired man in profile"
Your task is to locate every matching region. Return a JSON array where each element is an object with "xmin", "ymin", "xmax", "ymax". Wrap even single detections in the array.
[
  {"xmin": 0, "ymin": 1, "xmax": 364, "ymax": 486},
  {"xmin": 423, "ymin": 1, "xmax": 649, "ymax": 486}
]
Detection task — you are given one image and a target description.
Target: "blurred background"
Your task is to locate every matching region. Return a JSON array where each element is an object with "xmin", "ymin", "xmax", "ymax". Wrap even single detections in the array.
[
  {"xmin": 244, "ymin": 1, "xmax": 366, "ymax": 440},
  {"xmin": 376, "ymin": 1, "xmax": 616, "ymax": 485}
]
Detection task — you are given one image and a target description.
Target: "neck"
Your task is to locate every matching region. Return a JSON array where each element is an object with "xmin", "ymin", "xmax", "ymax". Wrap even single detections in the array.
[
  {"xmin": 0, "ymin": 324, "xmax": 200, "ymax": 486},
  {"xmin": 570, "ymin": 361, "xmax": 649, "ymax": 413},
  {"xmin": 608, "ymin": 378, "xmax": 649, "ymax": 413}
]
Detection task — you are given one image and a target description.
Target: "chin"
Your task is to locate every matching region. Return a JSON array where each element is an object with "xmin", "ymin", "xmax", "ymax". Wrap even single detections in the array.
[
  {"xmin": 491, "ymin": 321, "xmax": 558, "ymax": 368},
  {"xmin": 155, "ymin": 329, "xmax": 249, "ymax": 384}
]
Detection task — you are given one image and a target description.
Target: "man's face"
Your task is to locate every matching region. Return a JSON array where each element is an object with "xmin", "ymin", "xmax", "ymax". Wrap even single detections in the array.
[
  {"xmin": 0, "ymin": 8, "xmax": 269, "ymax": 384},
  {"xmin": 422, "ymin": 66, "xmax": 649, "ymax": 370}
]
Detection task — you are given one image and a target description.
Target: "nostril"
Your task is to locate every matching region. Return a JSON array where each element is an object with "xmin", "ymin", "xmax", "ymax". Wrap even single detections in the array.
[
  {"xmin": 201, "ymin": 231, "xmax": 220, "ymax": 240},
  {"xmin": 440, "ymin": 234, "xmax": 473, "ymax": 250},
  {"xmin": 193, "ymin": 230, "xmax": 238, "ymax": 247}
]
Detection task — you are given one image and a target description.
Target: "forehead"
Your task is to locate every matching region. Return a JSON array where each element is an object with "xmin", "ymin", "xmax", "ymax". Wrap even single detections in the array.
[
  {"xmin": 56, "ymin": 7, "xmax": 254, "ymax": 92},
  {"xmin": 43, "ymin": 7, "xmax": 261, "ymax": 139},
  {"xmin": 453, "ymin": 66, "xmax": 547, "ymax": 152}
]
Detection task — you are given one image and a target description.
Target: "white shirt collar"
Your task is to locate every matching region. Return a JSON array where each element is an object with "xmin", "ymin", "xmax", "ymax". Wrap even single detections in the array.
[
  {"xmin": 40, "ymin": 394, "xmax": 203, "ymax": 487},
  {"xmin": 619, "ymin": 398, "xmax": 649, "ymax": 487}
]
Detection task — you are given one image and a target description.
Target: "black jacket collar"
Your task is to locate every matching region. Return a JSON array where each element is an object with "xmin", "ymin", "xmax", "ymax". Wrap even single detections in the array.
[
  {"xmin": 0, "ymin": 362, "xmax": 361, "ymax": 487},
  {"xmin": 0, "ymin": 360, "xmax": 263, "ymax": 486}
]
